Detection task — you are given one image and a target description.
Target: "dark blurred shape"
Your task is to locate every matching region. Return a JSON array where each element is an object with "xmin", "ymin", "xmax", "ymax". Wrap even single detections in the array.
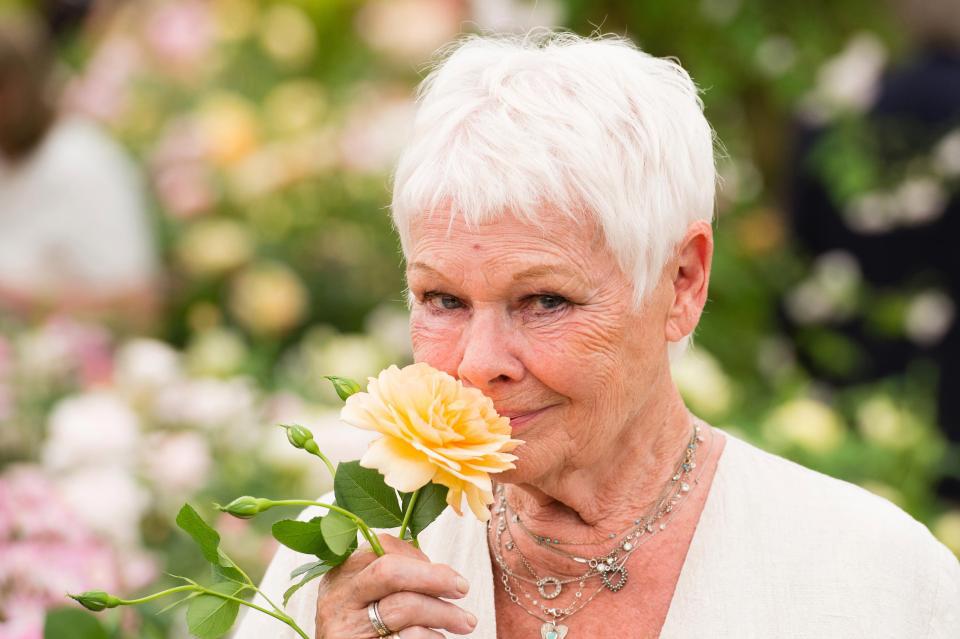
[
  {"xmin": 0, "ymin": 14, "xmax": 56, "ymax": 161},
  {"xmin": 785, "ymin": 0, "xmax": 960, "ymax": 498},
  {"xmin": 39, "ymin": 0, "xmax": 96, "ymax": 40}
]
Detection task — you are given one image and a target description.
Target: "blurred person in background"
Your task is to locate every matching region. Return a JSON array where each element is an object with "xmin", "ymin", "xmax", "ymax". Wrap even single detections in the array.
[
  {"xmin": 785, "ymin": 0, "xmax": 960, "ymax": 497},
  {"xmin": 0, "ymin": 3, "xmax": 160, "ymax": 329}
]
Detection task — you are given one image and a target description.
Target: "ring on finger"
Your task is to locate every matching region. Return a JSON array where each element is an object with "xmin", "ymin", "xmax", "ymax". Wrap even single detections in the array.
[{"xmin": 367, "ymin": 600, "xmax": 393, "ymax": 637}]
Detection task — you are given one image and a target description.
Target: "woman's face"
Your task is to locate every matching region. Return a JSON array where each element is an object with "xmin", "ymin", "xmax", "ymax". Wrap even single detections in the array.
[{"xmin": 405, "ymin": 209, "xmax": 680, "ymax": 482}]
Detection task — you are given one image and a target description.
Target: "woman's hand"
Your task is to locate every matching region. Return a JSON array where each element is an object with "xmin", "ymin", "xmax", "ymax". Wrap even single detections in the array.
[{"xmin": 315, "ymin": 534, "xmax": 477, "ymax": 639}]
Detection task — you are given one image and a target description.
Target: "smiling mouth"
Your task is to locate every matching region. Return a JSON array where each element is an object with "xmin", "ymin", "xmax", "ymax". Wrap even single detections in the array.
[{"xmin": 503, "ymin": 405, "xmax": 556, "ymax": 428}]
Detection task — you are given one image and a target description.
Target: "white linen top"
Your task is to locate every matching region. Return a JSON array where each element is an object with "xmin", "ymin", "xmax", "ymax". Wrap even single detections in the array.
[{"xmin": 233, "ymin": 430, "xmax": 960, "ymax": 638}]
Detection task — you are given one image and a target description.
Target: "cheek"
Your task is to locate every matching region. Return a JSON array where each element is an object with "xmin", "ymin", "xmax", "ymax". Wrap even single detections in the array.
[
  {"xmin": 409, "ymin": 311, "xmax": 462, "ymax": 374},
  {"xmin": 521, "ymin": 314, "xmax": 627, "ymax": 398}
]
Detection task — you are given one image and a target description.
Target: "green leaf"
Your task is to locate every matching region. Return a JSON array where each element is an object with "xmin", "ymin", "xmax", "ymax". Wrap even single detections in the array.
[
  {"xmin": 325, "ymin": 375, "xmax": 362, "ymax": 401},
  {"xmin": 186, "ymin": 582, "xmax": 245, "ymax": 639},
  {"xmin": 334, "ymin": 461, "xmax": 403, "ymax": 528},
  {"xmin": 273, "ymin": 518, "xmax": 341, "ymax": 562},
  {"xmin": 320, "ymin": 510, "xmax": 358, "ymax": 555},
  {"xmin": 290, "ymin": 560, "xmax": 325, "ymax": 579},
  {"xmin": 400, "ymin": 483, "xmax": 450, "ymax": 538},
  {"xmin": 283, "ymin": 562, "xmax": 333, "ymax": 606},
  {"xmin": 44, "ymin": 608, "xmax": 109, "ymax": 639},
  {"xmin": 212, "ymin": 562, "xmax": 246, "ymax": 584},
  {"xmin": 176, "ymin": 504, "xmax": 232, "ymax": 568}
]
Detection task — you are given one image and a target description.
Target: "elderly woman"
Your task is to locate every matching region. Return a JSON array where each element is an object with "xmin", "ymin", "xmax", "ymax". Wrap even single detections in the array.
[{"xmin": 235, "ymin": 32, "xmax": 959, "ymax": 639}]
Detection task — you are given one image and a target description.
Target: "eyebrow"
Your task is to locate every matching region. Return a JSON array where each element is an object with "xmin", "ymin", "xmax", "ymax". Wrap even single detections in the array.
[{"xmin": 408, "ymin": 261, "xmax": 582, "ymax": 283}]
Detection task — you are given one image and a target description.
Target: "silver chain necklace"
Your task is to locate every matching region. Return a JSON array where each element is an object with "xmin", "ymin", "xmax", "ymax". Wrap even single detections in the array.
[{"xmin": 488, "ymin": 422, "xmax": 712, "ymax": 638}]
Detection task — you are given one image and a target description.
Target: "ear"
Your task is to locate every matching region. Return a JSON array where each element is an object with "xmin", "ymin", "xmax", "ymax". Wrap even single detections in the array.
[{"xmin": 664, "ymin": 220, "xmax": 713, "ymax": 343}]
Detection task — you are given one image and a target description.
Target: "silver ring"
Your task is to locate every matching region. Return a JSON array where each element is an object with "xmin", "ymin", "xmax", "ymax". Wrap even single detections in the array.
[{"xmin": 367, "ymin": 600, "xmax": 392, "ymax": 637}]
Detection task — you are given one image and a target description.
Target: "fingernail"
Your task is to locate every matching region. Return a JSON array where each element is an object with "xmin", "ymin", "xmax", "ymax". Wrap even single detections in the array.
[
  {"xmin": 456, "ymin": 576, "xmax": 470, "ymax": 595},
  {"xmin": 466, "ymin": 611, "xmax": 477, "ymax": 628}
]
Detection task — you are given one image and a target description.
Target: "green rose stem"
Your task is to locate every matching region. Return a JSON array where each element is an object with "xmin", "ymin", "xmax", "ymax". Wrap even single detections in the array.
[
  {"xmin": 398, "ymin": 488, "xmax": 420, "ymax": 546},
  {"xmin": 70, "ymin": 585, "xmax": 310, "ymax": 639},
  {"xmin": 281, "ymin": 424, "xmax": 337, "ymax": 478},
  {"xmin": 219, "ymin": 498, "xmax": 385, "ymax": 556}
]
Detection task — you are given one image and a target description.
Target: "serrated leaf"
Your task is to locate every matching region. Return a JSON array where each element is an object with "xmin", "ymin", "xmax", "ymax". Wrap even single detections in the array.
[
  {"xmin": 282, "ymin": 562, "xmax": 333, "ymax": 606},
  {"xmin": 320, "ymin": 510, "xmax": 358, "ymax": 555},
  {"xmin": 212, "ymin": 562, "xmax": 245, "ymax": 584},
  {"xmin": 44, "ymin": 608, "xmax": 109, "ymax": 639},
  {"xmin": 325, "ymin": 375, "xmax": 361, "ymax": 401},
  {"xmin": 400, "ymin": 483, "xmax": 450, "ymax": 538},
  {"xmin": 272, "ymin": 518, "xmax": 337, "ymax": 560},
  {"xmin": 176, "ymin": 504, "xmax": 224, "ymax": 566},
  {"xmin": 334, "ymin": 461, "xmax": 403, "ymax": 528},
  {"xmin": 186, "ymin": 582, "xmax": 244, "ymax": 639}
]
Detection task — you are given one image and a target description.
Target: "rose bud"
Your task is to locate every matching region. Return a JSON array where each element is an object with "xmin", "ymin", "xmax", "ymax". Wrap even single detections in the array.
[
  {"xmin": 216, "ymin": 496, "xmax": 272, "ymax": 519},
  {"xmin": 69, "ymin": 591, "xmax": 121, "ymax": 611}
]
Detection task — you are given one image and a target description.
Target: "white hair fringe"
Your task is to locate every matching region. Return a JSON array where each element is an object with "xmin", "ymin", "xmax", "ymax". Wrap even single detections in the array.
[{"xmin": 390, "ymin": 29, "xmax": 719, "ymax": 359}]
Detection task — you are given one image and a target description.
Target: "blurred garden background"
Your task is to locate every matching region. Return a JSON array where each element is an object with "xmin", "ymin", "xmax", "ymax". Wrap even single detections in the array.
[{"xmin": 1, "ymin": 0, "xmax": 959, "ymax": 637}]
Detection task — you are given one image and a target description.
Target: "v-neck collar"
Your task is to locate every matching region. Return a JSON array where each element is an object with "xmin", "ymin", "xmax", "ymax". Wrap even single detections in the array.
[{"xmin": 420, "ymin": 429, "xmax": 733, "ymax": 639}]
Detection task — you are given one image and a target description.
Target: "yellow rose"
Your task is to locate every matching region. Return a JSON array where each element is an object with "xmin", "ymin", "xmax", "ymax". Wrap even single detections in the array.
[{"xmin": 341, "ymin": 363, "xmax": 522, "ymax": 521}]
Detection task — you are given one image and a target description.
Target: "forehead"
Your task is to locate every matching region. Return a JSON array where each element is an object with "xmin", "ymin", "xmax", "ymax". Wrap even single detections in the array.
[{"xmin": 406, "ymin": 209, "xmax": 610, "ymax": 270}]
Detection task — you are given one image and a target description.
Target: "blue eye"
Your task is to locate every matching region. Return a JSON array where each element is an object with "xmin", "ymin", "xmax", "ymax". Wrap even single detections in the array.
[
  {"xmin": 536, "ymin": 295, "xmax": 567, "ymax": 310},
  {"xmin": 424, "ymin": 292, "xmax": 464, "ymax": 311},
  {"xmin": 525, "ymin": 294, "xmax": 569, "ymax": 314}
]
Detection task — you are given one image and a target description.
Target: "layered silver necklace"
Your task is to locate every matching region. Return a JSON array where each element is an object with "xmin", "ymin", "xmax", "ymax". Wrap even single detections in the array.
[{"xmin": 488, "ymin": 422, "xmax": 710, "ymax": 639}]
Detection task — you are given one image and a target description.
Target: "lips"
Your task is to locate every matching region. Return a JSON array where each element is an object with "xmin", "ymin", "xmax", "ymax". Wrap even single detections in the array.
[{"xmin": 501, "ymin": 405, "xmax": 555, "ymax": 429}]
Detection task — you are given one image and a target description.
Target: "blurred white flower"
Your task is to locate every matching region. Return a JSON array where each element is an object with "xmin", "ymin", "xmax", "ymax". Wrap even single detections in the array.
[
  {"xmin": 142, "ymin": 431, "xmax": 212, "ymax": 499},
  {"xmin": 785, "ymin": 251, "xmax": 861, "ymax": 324},
  {"xmin": 355, "ymin": 0, "xmax": 463, "ymax": 63},
  {"xmin": 933, "ymin": 128, "xmax": 960, "ymax": 177},
  {"xmin": 185, "ymin": 327, "xmax": 249, "ymax": 377},
  {"xmin": 57, "ymin": 466, "xmax": 150, "ymax": 548},
  {"xmin": 700, "ymin": 0, "xmax": 741, "ymax": 24},
  {"xmin": 844, "ymin": 191, "xmax": 899, "ymax": 234},
  {"xmin": 468, "ymin": 0, "xmax": 565, "ymax": 32},
  {"xmin": 802, "ymin": 33, "xmax": 886, "ymax": 122},
  {"xmin": 905, "ymin": 290, "xmax": 955, "ymax": 346},
  {"xmin": 755, "ymin": 35, "xmax": 797, "ymax": 77},
  {"xmin": 365, "ymin": 304, "xmax": 413, "ymax": 361},
  {"xmin": 151, "ymin": 378, "xmax": 258, "ymax": 433},
  {"xmin": 762, "ymin": 397, "xmax": 846, "ymax": 454},
  {"xmin": 671, "ymin": 348, "xmax": 734, "ymax": 418},
  {"xmin": 855, "ymin": 395, "xmax": 922, "ymax": 450},
  {"xmin": 115, "ymin": 338, "xmax": 182, "ymax": 398},
  {"xmin": 895, "ymin": 177, "xmax": 947, "ymax": 226},
  {"xmin": 43, "ymin": 392, "xmax": 140, "ymax": 472}
]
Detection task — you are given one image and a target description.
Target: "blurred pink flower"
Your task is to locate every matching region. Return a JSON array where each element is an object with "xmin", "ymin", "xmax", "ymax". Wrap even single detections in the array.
[
  {"xmin": 64, "ymin": 38, "xmax": 142, "ymax": 123},
  {"xmin": 142, "ymin": 431, "xmax": 212, "ymax": 499},
  {"xmin": 0, "ymin": 465, "xmax": 155, "ymax": 638},
  {"xmin": 145, "ymin": 0, "xmax": 215, "ymax": 71},
  {"xmin": 150, "ymin": 119, "xmax": 216, "ymax": 218}
]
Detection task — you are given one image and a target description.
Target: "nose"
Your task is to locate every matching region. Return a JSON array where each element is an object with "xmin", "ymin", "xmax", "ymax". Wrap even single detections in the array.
[{"xmin": 456, "ymin": 308, "xmax": 524, "ymax": 393}]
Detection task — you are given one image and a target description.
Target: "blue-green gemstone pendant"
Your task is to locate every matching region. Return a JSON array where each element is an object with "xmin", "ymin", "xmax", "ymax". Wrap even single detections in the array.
[{"xmin": 541, "ymin": 622, "xmax": 568, "ymax": 639}]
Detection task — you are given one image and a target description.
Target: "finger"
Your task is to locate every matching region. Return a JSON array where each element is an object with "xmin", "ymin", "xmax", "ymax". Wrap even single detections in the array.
[
  {"xmin": 353, "ymin": 555, "xmax": 470, "ymax": 602},
  {"xmin": 393, "ymin": 627, "xmax": 445, "ymax": 639},
  {"xmin": 378, "ymin": 591, "xmax": 477, "ymax": 636},
  {"xmin": 377, "ymin": 534, "xmax": 431, "ymax": 562}
]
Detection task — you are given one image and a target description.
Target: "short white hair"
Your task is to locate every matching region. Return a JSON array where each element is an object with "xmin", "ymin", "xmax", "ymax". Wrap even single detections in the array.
[{"xmin": 390, "ymin": 30, "xmax": 717, "ymax": 349}]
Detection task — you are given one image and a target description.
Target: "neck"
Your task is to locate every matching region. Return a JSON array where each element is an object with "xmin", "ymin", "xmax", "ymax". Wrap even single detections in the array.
[{"xmin": 496, "ymin": 387, "xmax": 700, "ymax": 574}]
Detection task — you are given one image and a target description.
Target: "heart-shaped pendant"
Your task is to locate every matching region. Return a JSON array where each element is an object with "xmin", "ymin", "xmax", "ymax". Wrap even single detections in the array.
[{"xmin": 540, "ymin": 622, "xmax": 569, "ymax": 639}]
